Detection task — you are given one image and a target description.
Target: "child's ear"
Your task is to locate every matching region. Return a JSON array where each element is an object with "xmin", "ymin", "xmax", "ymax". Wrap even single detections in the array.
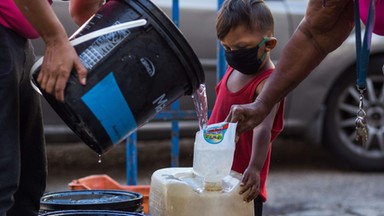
[{"xmin": 265, "ymin": 37, "xmax": 277, "ymax": 51}]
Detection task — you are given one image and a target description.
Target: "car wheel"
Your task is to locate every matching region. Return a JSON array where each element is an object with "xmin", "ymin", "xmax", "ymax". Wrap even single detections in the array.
[{"xmin": 324, "ymin": 55, "xmax": 384, "ymax": 171}]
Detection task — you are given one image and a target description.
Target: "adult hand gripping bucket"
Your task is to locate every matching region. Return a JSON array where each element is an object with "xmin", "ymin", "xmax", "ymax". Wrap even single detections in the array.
[{"xmin": 30, "ymin": 0, "xmax": 205, "ymax": 154}]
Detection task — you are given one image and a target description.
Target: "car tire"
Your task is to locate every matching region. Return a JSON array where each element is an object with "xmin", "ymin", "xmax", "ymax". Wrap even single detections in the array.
[{"xmin": 324, "ymin": 54, "xmax": 384, "ymax": 171}]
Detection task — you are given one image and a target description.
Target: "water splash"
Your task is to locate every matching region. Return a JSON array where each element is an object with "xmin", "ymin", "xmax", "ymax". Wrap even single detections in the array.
[{"xmin": 192, "ymin": 84, "xmax": 209, "ymax": 130}]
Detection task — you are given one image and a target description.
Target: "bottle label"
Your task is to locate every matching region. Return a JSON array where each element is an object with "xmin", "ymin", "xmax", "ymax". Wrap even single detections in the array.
[{"xmin": 203, "ymin": 122, "xmax": 229, "ymax": 144}]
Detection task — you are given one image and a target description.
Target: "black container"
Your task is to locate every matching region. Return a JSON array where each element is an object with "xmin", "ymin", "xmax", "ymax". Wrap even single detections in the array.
[
  {"xmin": 31, "ymin": 0, "xmax": 204, "ymax": 154},
  {"xmin": 39, "ymin": 190, "xmax": 143, "ymax": 213},
  {"xmin": 39, "ymin": 210, "xmax": 145, "ymax": 216}
]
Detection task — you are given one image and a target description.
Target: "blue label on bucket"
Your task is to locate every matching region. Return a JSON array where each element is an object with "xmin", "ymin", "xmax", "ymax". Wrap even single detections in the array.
[{"xmin": 81, "ymin": 73, "xmax": 137, "ymax": 144}]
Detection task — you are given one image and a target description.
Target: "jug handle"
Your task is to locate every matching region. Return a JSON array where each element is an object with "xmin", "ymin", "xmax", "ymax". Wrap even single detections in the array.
[{"xmin": 30, "ymin": 19, "xmax": 147, "ymax": 94}]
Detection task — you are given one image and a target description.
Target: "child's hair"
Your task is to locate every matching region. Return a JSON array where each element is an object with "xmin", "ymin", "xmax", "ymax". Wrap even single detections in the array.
[{"xmin": 216, "ymin": 0, "xmax": 274, "ymax": 40}]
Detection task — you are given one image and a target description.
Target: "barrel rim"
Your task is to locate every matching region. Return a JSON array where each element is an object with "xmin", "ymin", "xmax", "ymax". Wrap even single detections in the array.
[
  {"xmin": 40, "ymin": 190, "xmax": 143, "ymax": 210},
  {"xmin": 39, "ymin": 209, "xmax": 145, "ymax": 216}
]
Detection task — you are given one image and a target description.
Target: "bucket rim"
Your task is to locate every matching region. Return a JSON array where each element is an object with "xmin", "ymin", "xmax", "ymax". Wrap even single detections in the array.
[
  {"xmin": 40, "ymin": 190, "xmax": 143, "ymax": 210},
  {"xmin": 126, "ymin": 0, "xmax": 205, "ymax": 93},
  {"xmin": 39, "ymin": 209, "xmax": 145, "ymax": 216}
]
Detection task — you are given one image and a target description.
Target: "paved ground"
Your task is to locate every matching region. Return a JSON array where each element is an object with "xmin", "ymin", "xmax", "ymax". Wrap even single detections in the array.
[{"xmin": 45, "ymin": 137, "xmax": 384, "ymax": 216}]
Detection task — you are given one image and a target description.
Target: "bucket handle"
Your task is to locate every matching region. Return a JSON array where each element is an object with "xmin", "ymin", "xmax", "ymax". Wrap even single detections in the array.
[{"xmin": 30, "ymin": 19, "xmax": 148, "ymax": 94}]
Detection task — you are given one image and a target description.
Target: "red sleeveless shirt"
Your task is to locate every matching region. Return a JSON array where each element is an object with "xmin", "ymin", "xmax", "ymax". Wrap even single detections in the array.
[{"xmin": 208, "ymin": 66, "xmax": 285, "ymax": 201}]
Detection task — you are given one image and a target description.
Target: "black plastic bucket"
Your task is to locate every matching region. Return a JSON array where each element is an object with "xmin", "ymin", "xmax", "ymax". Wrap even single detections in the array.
[
  {"xmin": 39, "ymin": 190, "xmax": 143, "ymax": 213},
  {"xmin": 31, "ymin": 0, "xmax": 204, "ymax": 154},
  {"xmin": 39, "ymin": 210, "xmax": 144, "ymax": 216}
]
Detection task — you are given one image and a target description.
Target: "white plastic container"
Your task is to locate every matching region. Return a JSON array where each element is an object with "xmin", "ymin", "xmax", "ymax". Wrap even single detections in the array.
[
  {"xmin": 149, "ymin": 167, "xmax": 254, "ymax": 216},
  {"xmin": 193, "ymin": 122, "xmax": 237, "ymax": 188}
]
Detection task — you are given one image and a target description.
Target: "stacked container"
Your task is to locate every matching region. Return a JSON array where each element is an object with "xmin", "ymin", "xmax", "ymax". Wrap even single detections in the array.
[{"xmin": 149, "ymin": 168, "xmax": 254, "ymax": 216}]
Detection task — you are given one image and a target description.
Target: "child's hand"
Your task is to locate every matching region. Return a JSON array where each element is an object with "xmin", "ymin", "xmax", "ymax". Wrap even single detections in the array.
[{"xmin": 239, "ymin": 168, "xmax": 260, "ymax": 202}]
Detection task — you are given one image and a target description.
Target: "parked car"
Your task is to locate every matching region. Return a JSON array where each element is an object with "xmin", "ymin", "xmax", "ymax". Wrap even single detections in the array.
[{"xmin": 32, "ymin": 0, "xmax": 384, "ymax": 171}]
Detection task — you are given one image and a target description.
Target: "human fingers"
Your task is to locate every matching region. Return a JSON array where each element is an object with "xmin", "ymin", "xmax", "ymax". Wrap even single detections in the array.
[
  {"xmin": 239, "ymin": 174, "xmax": 249, "ymax": 195},
  {"xmin": 237, "ymin": 101, "xmax": 270, "ymax": 134},
  {"xmin": 73, "ymin": 57, "xmax": 87, "ymax": 85},
  {"xmin": 224, "ymin": 108, "xmax": 233, "ymax": 123},
  {"xmin": 245, "ymin": 185, "xmax": 260, "ymax": 203},
  {"xmin": 225, "ymin": 105, "xmax": 243, "ymax": 141},
  {"xmin": 37, "ymin": 41, "xmax": 74, "ymax": 102},
  {"xmin": 54, "ymin": 66, "xmax": 71, "ymax": 102},
  {"xmin": 230, "ymin": 103, "xmax": 262, "ymax": 134},
  {"xmin": 37, "ymin": 58, "xmax": 59, "ymax": 97},
  {"xmin": 37, "ymin": 64, "xmax": 49, "ymax": 91},
  {"xmin": 51, "ymin": 44, "xmax": 79, "ymax": 102},
  {"xmin": 225, "ymin": 104, "xmax": 247, "ymax": 136},
  {"xmin": 241, "ymin": 176, "xmax": 260, "ymax": 202},
  {"xmin": 226, "ymin": 105, "xmax": 245, "ymax": 124}
]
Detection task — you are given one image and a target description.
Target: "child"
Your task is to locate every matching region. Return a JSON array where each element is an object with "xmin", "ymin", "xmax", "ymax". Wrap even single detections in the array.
[{"xmin": 209, "ymin": 0, "xmax": 285, "ymax": 215}]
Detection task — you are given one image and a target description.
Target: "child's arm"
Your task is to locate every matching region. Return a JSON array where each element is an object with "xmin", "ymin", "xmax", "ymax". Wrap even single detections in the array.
[{"xmin": 239, "ymin": 86, "xmax": 280, "ymax": 202}]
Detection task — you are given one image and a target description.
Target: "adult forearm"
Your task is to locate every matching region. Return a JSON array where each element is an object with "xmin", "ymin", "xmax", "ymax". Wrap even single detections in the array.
[
  {"xmin": 14, "ymin": 0, "xmax": 68, "ymax": 43},
  {"xmin": 14, "ymin": 0, "xmax": 87, "ymax": 102},
  {"xmin": 257, "ymin": 0, "xmax": 354, "ymax": 113},
  {"xmin": 256, "ymin": 23, "xmax": 327, "ymax": 112}
]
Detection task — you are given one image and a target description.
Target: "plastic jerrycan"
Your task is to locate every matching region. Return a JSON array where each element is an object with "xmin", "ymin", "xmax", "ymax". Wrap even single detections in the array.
[{"xmin": 149, "ymin": 167, "xmax": 254, "ymax": 216}]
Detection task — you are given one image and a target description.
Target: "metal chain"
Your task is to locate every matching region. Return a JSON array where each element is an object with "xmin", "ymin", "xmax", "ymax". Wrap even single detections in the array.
[{"xmin": 355, "ymin": 90, "xmax": 368, "ymax": 148}]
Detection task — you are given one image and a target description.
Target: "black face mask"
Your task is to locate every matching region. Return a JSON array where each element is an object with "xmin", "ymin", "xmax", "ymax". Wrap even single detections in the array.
[{"xmin": 225, "ymin": 37, "xmax": 268, "ymax": 75}]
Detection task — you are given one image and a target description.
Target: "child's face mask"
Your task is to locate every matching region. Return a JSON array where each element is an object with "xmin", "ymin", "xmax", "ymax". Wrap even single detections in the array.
[{"xmin": 224, "ymin": 37, "xmax": 268, "ymax": 75}]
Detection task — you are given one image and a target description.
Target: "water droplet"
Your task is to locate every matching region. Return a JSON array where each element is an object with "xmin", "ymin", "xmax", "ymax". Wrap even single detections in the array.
[{"xmin": 98, "ymin": 154, "xmax": 102, "ymax": 164}]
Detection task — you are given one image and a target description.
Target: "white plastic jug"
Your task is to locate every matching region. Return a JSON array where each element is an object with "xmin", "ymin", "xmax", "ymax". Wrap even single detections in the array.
[
  {"xmin": 149, "ymin": 167, "xmax": 254, "ymax": 216},
  {"xmin": 193, "ymin": 122, "xmax": 237, "ymax": 189}
]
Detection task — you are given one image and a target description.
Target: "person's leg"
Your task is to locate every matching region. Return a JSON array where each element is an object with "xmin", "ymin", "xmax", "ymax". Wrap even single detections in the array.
[
  {"xmin": 7, "ymin": 39, "xmax": 47, "ymax": 216},
  {"xmin": 0, "ymin": 25, "xmax": 23, "ymax": 216},
  {"xmin": 254, "ymin": 196, "xmax": 263, "ymax": 216},
  {"xmin": 0, "ymin": 25, "xmax": 47, "ymax": 216}
]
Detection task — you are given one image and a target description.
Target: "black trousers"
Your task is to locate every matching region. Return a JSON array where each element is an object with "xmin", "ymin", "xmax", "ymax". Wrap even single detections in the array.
[
  {"xmin": 254, "ymin": 196, "xmax": 263, "ymax": 216},
  {"xmin": 0, "ymin": 25, "xmax": 47, "ymax": 216}
]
